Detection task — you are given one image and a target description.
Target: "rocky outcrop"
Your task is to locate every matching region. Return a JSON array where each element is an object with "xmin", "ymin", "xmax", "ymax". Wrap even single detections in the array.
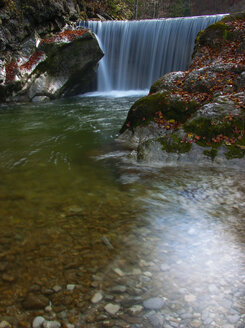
[
  {"xmin": 0, "ymin": 0, "xmax": 107, "ymax": 103},
  {"xmin": 0, "ymin": 28, "xmax": 103, "ymax": 102},
  {"xmin": 119, "ymin": 13, "xmax": 245, "ymax": 167}
]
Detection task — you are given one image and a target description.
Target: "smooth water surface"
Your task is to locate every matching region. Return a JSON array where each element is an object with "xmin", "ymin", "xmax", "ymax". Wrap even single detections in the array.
[
  {"xmin": 0, "ymin": 96, "xmax": 244, "ymax": 327},
  {"xmin": 80, "ymin": 15, "xmax": 226, "ymax": 91}
]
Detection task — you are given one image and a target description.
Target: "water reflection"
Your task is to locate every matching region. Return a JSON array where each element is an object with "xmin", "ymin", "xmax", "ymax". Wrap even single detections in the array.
[{"xmin": 0, "ymin": 97, "xmax": 244, "ymax": 327}]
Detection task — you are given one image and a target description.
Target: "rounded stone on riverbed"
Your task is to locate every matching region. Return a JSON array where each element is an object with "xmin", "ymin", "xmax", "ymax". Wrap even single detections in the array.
[
  {"xmin": 66, "ymin": 284, "xmax": 75, "ymax": 291},
  {"xmin": 43, "ymin": 321, "xmax": 61, "ymax": 328},
  {"xmin": 22, "ymin": 294, "xmax": 49, "ymax": 310},
  {"xmin": 0, "ymin": 321, "xmax": 12, "ymax": 328},
  {"xmin": 111, "ymin": 285, "xmax": 127, "ymax": 293},
  {"xmin": 184, "ymin": 294, "xmax": 197, "ymax": 302},
  {"xmin": 104, "ymin": 303, "xmax": 120, "ymax": 315},
  {"xmin": 160, "ymin": 264, "xmax": 170, "ymax": 271},
  {"xmin": 148, "ymin": 313, "xmax": 164, "ymax": 327},
  {"xmin": 32, "ymin": 317, "xmax": 46, "ymax": 328},
  {"xmin": 128, "ymin": 305, "xmax": 143, "ymax": 315},
  {"xmin": 53, "ymin": 285, "xmax": 62, "ymax": 293},
  {"xmin": 113, "ymin": 268, "xmax": 125, "ymax": 276},
  {"xmin": 91, "ymin": 292, "xmax": 103, "ymax": 304},
  {"xmin": 2, "ymin": 274, "xmax": 15, "ymax": 282},
  {"xmin": 143, "ymin": 297, "xmax": 165, "ymax": 310}
]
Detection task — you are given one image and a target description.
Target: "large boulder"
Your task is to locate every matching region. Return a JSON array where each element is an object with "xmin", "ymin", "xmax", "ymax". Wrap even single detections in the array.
[
  {"xmin": 119, "ymin": 13, "xmax": 245, "ymax": 167},
  {"xmin": 0, "ymin": 28, "xmax": 103, "ymax": 102}
]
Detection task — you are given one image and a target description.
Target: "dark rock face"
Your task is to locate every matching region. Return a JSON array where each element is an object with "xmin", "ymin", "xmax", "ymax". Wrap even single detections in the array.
[
  {"xmin": 0, "ymin": 29, "xmax": 103, "ymax": 102},
  {"xmin": 119, "ymin": 13, "xmax": 245, "ymax": 166},
  {"xmin": 0, "ymin": 0, "xmax": 80, "ymax": 52},
  {"xmin": 0, "ymin": 1, "xmax": 104, "ymax": 103}
]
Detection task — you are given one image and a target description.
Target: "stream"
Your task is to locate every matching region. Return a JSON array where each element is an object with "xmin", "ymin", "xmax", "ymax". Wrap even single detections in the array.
[{"xmin": 0, "ymin": 94, "xmax": 244, "ymax": 327}]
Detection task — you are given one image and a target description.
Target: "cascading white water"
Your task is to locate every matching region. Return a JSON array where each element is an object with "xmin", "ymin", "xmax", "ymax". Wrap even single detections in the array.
[{"xmin": 80, "ymin": 15, "xmax": 226, "ymax": 92}]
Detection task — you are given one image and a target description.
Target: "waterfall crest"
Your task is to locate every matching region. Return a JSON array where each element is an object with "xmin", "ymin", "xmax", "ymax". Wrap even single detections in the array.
[{"xmin": 80, "ymin": 15, "xmax": 225, "ymax": 91}]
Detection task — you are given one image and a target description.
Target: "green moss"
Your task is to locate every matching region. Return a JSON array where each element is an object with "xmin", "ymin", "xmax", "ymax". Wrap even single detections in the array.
[
  {"xmin": 184, "ymin": 117, "xmax": 234, "ymax": 142},
  {"xmin": 225, "ymin": 145, "xmax": 245, "ymax": 159},
  {"xmin": 158, "ymin": 133, "xmax": 192, "ymax": 153},
  {"xmin": 203, "ymin": 148, "xmax": 218, "ymax": 160},
  {"xmin": 120, "ymin": 92, "xmax": 198, "ymax": 133},
  {"xmin": 195, "ymin": 20, "xmax": 233, "ymax": 49}
]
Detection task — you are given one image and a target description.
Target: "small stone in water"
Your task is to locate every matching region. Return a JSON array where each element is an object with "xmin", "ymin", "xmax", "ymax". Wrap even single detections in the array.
[
  {"xmin": 160, "ymin": 264, "xmax": 170, "ymax": 271},
  {"xmin": 143, "ymin": 297, "xmax": 165, "ymax": 310},
  {"xmin": 227, "ymin": 314, "xmax": 240, "ymax": 324},
  {"xmin": 66, "ymin": 284, "xmax": 75, "ymax": 291},
  {"xmin": 45, "ymin": 305, "xmax": 52, "ymax": 312},
  {"xmin": 91, "ymin": 292, "xmax": 103, "ymax": 304},
  {"xmin": 190, "ymin": 320, "xmax": 202, "ymax": 328},
  {"xmin": 2, "ymin": 274, "xmax": 15, "ymax": 282},
  {"xmin": 0, "ymin": 262, "xmax": 8, "ymax": 272},
  {"xmin": 32, "ymin": 317, "xmax": 46, "ymax": 328},
  {"xmin": 132, "ymin": 268, "xmax": 141, "ymax": 275},
  {"xmin": 128, "ymin": 305, "xmax": 143, "ymax": 315},
  {"xmin": 143, "ymin": 271, "xmax": 152, "ymax": 277},
  {"xmin": 23, "ymin": 294, "xmax": 49, "ymax": 310},
  {"xmin": 0, "ymin": 321, "xmax": 12, "ymax": 328},
  {"xmin": 53, "ymin": 285, "xmax": 62, "ymax": 293},
  {"xmin": 184, "ymin": 294, "xmax": 197, "ymax": 302},
  {"xmin": 148, "ymin": 313, "xmax": 164, "ymax": 327},
  {"xmin": 43, "ymin": 321, "xmax": 61, "ymax": 328},
  {"xmin": 113, "ymin": 268, "xmax": 125, "ymax": 276},
  {"xmin": 111, "ymin": 285, "xmax": 127, "ymax": 293},
  {"xmin": 104, "ymin": 303, "xmax": 120, "ymax": 315}
]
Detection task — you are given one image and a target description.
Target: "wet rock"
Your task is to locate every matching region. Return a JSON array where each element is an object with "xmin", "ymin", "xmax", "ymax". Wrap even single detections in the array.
[
  {"xmin": 29, "ymin": 284, "xmax": 41, "ymax": 292},
  {"xmin": 148, "ymin": 313, "xmax": 164, "ymax": 327},
  {"xmin": 128, "ymin": 305, "xmax": 143, "ymax": 315},
  {"xmin": 43, "ymin": 321, "xmax": 61, "ymax": 328},
  {"xmin": 227, "ymin": 314, "xmax": 240, "ymax": 324},
  {"xmin": 91, "ymin": 292, "xmax": 103, "ymax": 304},
  {"xmin": 0, "ymin": 262, "xmax": 8, "ymax": 272},
  {"xmin": 111, "ymin": 285, "xmax": 127, "ymax": 293},
  {"xmin": 1, "ymin": 274, "xmax": 15, "ymax": 282},
  {"xmin": 45, "ymin": 305, "xmax": 52, "ymax": 312},
  {"xmin": 113, "ymin": 268, "xmax": 125, "ymax": 276},
  {"xmin": 121, "ymin": 296, "xmax": 143, "ymax": 307},
  {"xmin": 143, "ymin": 297, "xmax": 165, "ymax": 310},
  {"xmin": 66, "ymin": 284, "xmax": 75, "ymax": 291},
  {"xmin": 190, "ymin": 320, "xmax": 202, "ymax": 328},
  {"xmin": 184, "ymin": 294, "xmax": 197, "ymax": 302},
  {"xmin": 22, "ymin": 294, "xmax": 49, "ymax": 310},
  {"xmin": 160, "ymin": 264, "xmax": 170, "ymax": 271},
  {"xmin": 104, "ymin": 303, "xmax": 120, "ymax": 315},
  {"xmin": 53, "ymin": 285, "xmax": 62, "ymax": 293},
  {"xmin": 42, "ymin": 287, "xmax": 54, "ymax": 295},
  {"xmin": 32, "ymin": 96, "xmax": 50, "ymax": 102},
  {"xmin": 32, "ymin": 316, "xmax": 46, "ymax": 328},
  {"xmin": 0, "ymin": 321, "xmax": 12, "ymax": 328},
  {"xmin": 131, "ymin": 268, "xmax": 141, "ymax": 275}
]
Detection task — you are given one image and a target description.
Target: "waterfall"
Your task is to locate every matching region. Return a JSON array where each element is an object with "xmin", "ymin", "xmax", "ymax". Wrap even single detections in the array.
[{"xmin": 80, "ymin": 15, "xmax": 225, "ymax": 92}]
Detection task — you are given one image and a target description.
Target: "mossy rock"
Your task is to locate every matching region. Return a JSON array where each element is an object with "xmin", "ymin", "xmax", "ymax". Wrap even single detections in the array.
[
  {"xmin": 120, "ymin": 92, "xmax": 199, "ymax": 133},
  {"xmin": 194, "ymin": 12, "xmax": 245, "ymax": 53},
  {"xmin": 158, "ymin": 132, "xmax": 192, "ymax": 154}
]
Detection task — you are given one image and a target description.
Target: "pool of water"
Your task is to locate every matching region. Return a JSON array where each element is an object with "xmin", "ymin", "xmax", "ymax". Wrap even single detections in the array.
[{"xmin": 0, "ymin": 95, "xmax": 244, "ymax": 327}]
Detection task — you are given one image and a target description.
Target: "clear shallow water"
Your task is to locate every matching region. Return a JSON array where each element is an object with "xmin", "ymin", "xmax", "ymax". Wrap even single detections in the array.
[{"xmin": 0, "ymin": 96, "xmax": 244, "ymax": 327}]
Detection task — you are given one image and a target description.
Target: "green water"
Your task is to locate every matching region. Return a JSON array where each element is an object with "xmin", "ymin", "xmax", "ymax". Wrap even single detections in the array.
[{"xmin": 0, "ymin": 96, "xmax": 244, "ymax": 326}]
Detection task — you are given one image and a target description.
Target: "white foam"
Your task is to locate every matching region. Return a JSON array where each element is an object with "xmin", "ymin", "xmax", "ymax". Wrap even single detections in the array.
[{"xmin": 82, "ymin": 90, "xmax": 148, "ymax": 98}]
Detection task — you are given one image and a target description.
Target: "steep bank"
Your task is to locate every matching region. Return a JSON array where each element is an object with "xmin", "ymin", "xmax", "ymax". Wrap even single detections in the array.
[{"xmin": 119, "ymin": 13, "xmax": 245, "ymax": 167}]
